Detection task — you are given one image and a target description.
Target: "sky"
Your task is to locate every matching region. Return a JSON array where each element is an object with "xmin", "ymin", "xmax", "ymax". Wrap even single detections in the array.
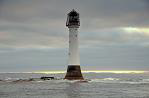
[{"xmin": 0, "ymin": 0, "xmax": 149, "ymax": 72}]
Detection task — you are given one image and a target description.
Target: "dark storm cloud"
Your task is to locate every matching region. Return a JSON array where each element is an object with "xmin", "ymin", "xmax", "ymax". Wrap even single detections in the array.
[
  {"xmin": 144, "ymin": 0, "xmax": 149, "ymax": 8},
  {"xmin": 0, "ymin": 0, "xmax": 148, "ymax": 26},
  {"xmin": 0, "ymin": 0, "xmax": 148, "ymax": 48}
]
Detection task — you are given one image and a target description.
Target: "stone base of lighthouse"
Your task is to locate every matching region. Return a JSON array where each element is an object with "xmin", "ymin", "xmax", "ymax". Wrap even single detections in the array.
[{"xmin": 64, "ymin": 65, "xmax": 84, "ymax": 80}]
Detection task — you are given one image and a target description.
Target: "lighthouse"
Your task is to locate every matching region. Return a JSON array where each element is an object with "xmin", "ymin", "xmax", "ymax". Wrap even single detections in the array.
[{"xmin": 64, "ymin": 9, "xmax": 84, "ymax": 80}]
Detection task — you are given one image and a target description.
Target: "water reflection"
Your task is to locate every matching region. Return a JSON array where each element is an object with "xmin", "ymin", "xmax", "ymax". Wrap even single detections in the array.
[{"xmin": 65, "ymin": 83, "xmax": 81, "ymax": 98}]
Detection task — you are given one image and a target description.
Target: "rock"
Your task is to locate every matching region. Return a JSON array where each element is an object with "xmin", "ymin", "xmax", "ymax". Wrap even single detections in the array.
[{"xmin": 40, "ymin": 77, "xmax": 54, "ymax": 80}]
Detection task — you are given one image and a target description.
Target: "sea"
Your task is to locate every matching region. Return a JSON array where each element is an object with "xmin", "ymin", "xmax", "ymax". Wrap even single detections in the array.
[{"xmin": 0, "ymin": 72, "xmax": 149, "ymax": 98}]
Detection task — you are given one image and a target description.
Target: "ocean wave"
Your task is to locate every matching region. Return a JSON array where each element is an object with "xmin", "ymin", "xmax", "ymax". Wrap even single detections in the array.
[
  {"xmin": 142, "ymin": 79, "xmax": 149, "ymax": 82},
  {"xmin": 89, "ymin": 78, "xmax": 149, "ymax": 84},
  {"xmin": 89, "ymin": 78, "xmax": 120, "ymax": 83},
  {"xmin": 1, "ymin": 77, "xmax": 149, "ymax": 84}
]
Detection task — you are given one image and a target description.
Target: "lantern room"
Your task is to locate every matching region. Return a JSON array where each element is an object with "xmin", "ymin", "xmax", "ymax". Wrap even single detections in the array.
[{"xmin": 66, "ymin": 9, "xmax": 80, "ymax": 27}]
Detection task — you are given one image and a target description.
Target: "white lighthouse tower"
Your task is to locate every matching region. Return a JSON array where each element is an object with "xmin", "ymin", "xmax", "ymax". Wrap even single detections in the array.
[{"xmin": 64, "ymin": 9, "xmax": 84, "ymax": 80}]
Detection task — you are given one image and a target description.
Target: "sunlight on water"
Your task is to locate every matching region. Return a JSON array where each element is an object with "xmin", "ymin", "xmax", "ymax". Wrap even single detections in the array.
[
  {"xmin": 34, "ymin": 70, "xmax": 147, "ymax": 74},
  {"xmin": 82, "ymin": 70, "xmax": 146, "ymax": 74}
]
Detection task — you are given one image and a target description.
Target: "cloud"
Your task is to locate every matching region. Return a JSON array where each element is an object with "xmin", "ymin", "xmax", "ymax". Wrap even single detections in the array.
[
  {"xmin": 0, "ymin": 0, "xmax": 149, "ymax": 71},
  {"xmin": 80, "ymin": 27, "xmax": 149, "ymax": 48},
  {"xmin": 122, "ymin": 27, "xmax": 149, "ymax": 36}
]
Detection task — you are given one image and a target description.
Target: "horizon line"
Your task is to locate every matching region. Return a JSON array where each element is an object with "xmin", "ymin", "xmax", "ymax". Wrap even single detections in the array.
[{"xmin": 0, "ymin": 70, "xmax": 148, "ymax": 74}]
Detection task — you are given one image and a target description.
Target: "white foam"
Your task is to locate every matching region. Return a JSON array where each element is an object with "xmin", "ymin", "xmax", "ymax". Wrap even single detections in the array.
[{"xmin": 89, "ymin": 78, "xmax": 149, "ymax": 84}]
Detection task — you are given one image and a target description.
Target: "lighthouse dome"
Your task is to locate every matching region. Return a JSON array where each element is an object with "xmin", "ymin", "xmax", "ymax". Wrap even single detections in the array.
[{"xmin": 69, "ymin": 10, "xmax": 78, "ymax": 16}]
